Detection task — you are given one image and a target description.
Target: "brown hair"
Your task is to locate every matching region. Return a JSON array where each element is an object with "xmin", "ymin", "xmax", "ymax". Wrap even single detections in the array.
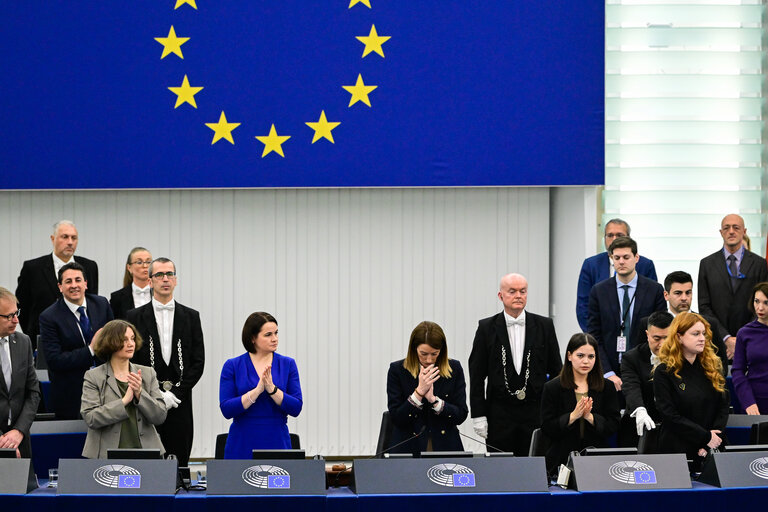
[
  {"xmin": 403, "ymin": 321, "xmax": 452, "ymax": 379},
  {"xmin": 93, "ymin": 319, "xmax": 143, "ymax": 361}
]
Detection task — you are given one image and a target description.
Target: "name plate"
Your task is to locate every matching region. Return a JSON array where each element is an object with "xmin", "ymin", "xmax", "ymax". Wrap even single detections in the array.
[
  {"xmin": 0, "ymin": 459, "xmax": 32, "ymax": 494},
  {"xmin": 57, "ymin": 458, "xmax": 178, "ymax": 495},
  {"xmin": 569, "ymin": 454, "xmax": 691, "ymax": 491},
  {"xmin": 699, "ymin": 450, "xmax": 768, "ymax": 487},
  {"xmin": 353, "ymin": 456, "xmax": 548, "ymax": 494},
  {"xmin": 207, "ymin": 459, "xmax": 326, "ymax": 495}
]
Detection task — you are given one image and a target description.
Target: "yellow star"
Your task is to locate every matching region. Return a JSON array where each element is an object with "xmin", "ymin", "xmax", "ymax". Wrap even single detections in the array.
[
  {"xmin": 155, "ymin": 26, "xmax": 190, "ymax": 59},
  {"xmin": 255, "ymin": 124, "xmax": 291, "ymax": 157},
  {"xmin": 342, "ymin": 74, "xmax": 377, "ymax": 107},
  {"xmin": 348, "ymin": 0, "xmax": 371, "ymax": 8},
  {"xmin": 205, "ymin": 111, "xmax": 240, "ymax": 145},
  {"xmin": 168, "ymin": 75, "xmax": 204, "ymax": 108},
  {"xmin": 356, "ymin": 24, "xmax": 390, "ymax": 58},
  {"xmin": 305, "ymin": 111, "xmax": 340, "ymax": 144},
  {"xmin": 174, "ymin": 0, "xmax": 197, "ymax": 9}
]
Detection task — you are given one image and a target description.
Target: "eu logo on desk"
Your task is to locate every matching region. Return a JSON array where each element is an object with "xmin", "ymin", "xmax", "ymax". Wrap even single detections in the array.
[
  {"xmin": 452, "ymin": 473, "xmax": 476, "ymax": 487},
  {"xmin": 633, "ymin": 471, "xmax": 656, "ymax": 484},
  {"xmin": 118, "ymin": 475, "xmax": 142, "ymax": 488},
  {"xmin": 267, "ymin": 475, "xmax": 291, "ymax": 489}
]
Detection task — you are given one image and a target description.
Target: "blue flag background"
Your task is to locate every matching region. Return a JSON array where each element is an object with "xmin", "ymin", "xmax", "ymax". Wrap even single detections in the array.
[{"xmin": 1, "ymin": 1, "xmax": 604, "ymax": 189}]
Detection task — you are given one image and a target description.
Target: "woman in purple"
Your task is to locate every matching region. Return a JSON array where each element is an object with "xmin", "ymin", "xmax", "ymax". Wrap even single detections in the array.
[{"xmin": 733, "ymin": 282, "xmax": 768, "ymax": 415}]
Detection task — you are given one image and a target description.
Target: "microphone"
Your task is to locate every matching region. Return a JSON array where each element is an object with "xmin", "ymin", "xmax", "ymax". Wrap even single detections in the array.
[
  {"xmin": 330, "ymin": 425, "xmax": 427, "ymax": 487},
  {"xmin": 457, "ymin": 430, "xmax": 508, "ymax": 455}
]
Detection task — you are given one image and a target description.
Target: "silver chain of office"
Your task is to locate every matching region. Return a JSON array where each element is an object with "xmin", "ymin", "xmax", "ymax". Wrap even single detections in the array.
[
  {"xmin": 501, "ymin": 345, "xmax": 530, "ymax": 400},
  {"xmin": 148, "ymin": 335, "xmax": 184, "ymax": 391}
]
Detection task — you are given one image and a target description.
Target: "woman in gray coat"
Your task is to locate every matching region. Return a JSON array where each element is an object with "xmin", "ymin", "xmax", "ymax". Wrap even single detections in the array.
[{"xmin": 80, "ymin": 319, "xmax": 167, "ymax": 458}]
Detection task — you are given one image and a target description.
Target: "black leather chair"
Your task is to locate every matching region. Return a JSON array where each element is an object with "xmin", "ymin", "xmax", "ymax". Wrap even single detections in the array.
[
  {"xmin": 750, "ymin": 421, "xmax": 768, "ymax": 444},
  {"xmin": 528, "ymin": 427, "xmax": 551, "ymax": 457},
  {"xmin": 374, "ymin": 411, "xmax": 394, "ymax": 457},
  {"xmin": 215, "ymin": 432, "xmax": 301, "ymax": 459},
  {"xmin": 637, "ymin": 423, "xmax": 660, "ymax": 454}
]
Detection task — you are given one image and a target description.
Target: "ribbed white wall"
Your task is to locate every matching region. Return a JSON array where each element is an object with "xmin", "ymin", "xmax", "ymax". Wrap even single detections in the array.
[{"xmin": 0, "ymin": 187, "xmax": 551, "ymax": 457}]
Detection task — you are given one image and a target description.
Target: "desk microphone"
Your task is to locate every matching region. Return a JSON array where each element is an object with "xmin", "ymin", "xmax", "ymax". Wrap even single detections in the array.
[
  {"xmin": 330, "ymin": 425, "xmax": 427, "ymax": 487},
  {"xmin": 457, "ymin": 430, "xmax": 508, "ymax": 455}
]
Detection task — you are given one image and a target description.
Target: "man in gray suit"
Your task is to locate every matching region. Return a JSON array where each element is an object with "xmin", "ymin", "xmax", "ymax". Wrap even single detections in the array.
[
  {"xmin": 0, "ymin": 286, "xmax": 41, "ymax": 489},
  {"xmin": 698, "ymin": 213, "xmax": 768, "ymax": 358}
]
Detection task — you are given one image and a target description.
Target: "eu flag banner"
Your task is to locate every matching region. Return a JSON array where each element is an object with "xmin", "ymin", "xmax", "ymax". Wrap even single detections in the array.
[
  {"xmin": 452, "ymin": 473, "xmax": 476, "ymax": 488},
  {"xmin": 1, "ymin": 1, "xmax": 604, "ymax": 190},
  {"xmin": 118, "ymin": 475, "xmax": 142, "ymax": 489},
  {"xmin": 634, "ymin": 471, "xmax": 657, "ymax": 484},
  {"xmin": 267, "ymin": 475, "xmax": 291, "ymax": 489}
]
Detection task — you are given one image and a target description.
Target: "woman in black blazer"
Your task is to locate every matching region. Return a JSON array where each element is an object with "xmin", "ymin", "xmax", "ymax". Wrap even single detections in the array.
[
  {"xmin": 653, "ymin": 312, "xmax": 728, "ymax": 470},
  {"xmin": 541, "ymin": 333, "xmax": 620, "ymax": 474},
  {"xmin": 386, "ymin": 321, "xmax": 468, "ymax": 455},
  {"xmin": 109, "ymin": 247, "xmax": 152, "ymax": 319}
]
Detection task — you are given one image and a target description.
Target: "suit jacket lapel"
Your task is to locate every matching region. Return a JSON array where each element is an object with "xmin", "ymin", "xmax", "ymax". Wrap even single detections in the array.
[
  {"xmin": 142, "ymin": 305, "xmax": 161, "ymax": 347},
  {"xmin": 43, "ymin": 257, "xmax": 59, "ymax": 296},
  {"xmin": 169, "ymin": 305, "xmax": 186, "ymax": 373},
  {"xmin": 734, "ymin": 251, "xmax": 755, "ymax": 294},
  {"xmin": 103, "ymin": 362, "xmax": 121, "ymax": 399},
  {"xmin": 712, "ymin": 251, "xmax": 733, "ymax": 295}
]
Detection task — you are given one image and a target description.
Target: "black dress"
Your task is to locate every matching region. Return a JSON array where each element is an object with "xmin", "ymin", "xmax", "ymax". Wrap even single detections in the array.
[
  {"xmin": 653, "ymin": 359, "xmax": 729, "ymax": 463},
  {"xmin": 540, "ymin": 376, "xmax": 621, "ymax": 474}
]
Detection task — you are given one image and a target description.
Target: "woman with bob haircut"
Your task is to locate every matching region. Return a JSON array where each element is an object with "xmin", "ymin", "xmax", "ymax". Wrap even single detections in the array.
[
  {"xmin": 80, "ymin": 319, "xmax": 167, "ymax": 458},
  {"xmin": 386, "ymin": 321, "xmax": 468, "ymax": 455},
  {"xmin": 540, "ymin": 333, "xmax": 620, "ymax": 474},
  {"xmin": 653, "ymin": 312, "xmax": 729, "ymax": 469},
  {"xmin": 732, "ymin": 282, "xmax": 768, "ymax": 415},
  {"xmin": 219, "ymin": 312, "xmax": 303, "ymax": 459}
]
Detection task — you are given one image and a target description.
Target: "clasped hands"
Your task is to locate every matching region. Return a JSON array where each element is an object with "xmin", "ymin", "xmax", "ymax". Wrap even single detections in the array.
[
  {"xmin": 415, "ymin": 364, "xmax": 440, "ymax": 402},
  {"xmin": 121, "ymin": 369, "xmax": 143, "ymax": 405},
  {"xmin": 0, "ymin": 429, "xmax": 23, "ymax": 458},
  {"xmin": 569, "ymin": 395, "xmax": 594, "ymax": 425},
  {"xmin": 698, "ymin": 430, "xmax": 723, "ymax": 457},
  {"xmin": 249, "ymin": 365, "xmax": 277, "ymax": 400}
]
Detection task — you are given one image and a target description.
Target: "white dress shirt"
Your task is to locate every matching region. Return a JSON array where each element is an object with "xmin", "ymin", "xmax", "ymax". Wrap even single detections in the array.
[
  {"xmin": 152, "ymin": 298, "xmax": 175, "ymax": 365},
  {"xmin": 52, "ymin": 252, "xmax": 73, "ymax": 279},
  {"xmin": 504, "ymin": 310, "xmax": 526, "ymax": 374},
  {"xmin": 131, "ymin": 283, "xmax": 151, "ymax": 308}
]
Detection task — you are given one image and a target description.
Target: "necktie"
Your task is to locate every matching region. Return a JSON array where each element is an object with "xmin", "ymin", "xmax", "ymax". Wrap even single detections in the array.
[
  {"xmin": 77, "ymin": 306, "xmax": 93, "ymax": 345},
  {"xmin": 621, "ymin": 285, "xmax": 631, "ymax": 340},
  {"xmin": 0, "ymin": 338, "xmax": 11, "ymax": 391},
  {"xmin": 728, "ymin": 254, "xmax": 738, "ymax": 291}
]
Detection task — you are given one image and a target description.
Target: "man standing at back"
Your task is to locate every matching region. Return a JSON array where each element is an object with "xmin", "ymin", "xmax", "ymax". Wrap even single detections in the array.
[
  {"xmin": 576, "ymin": 218, "xmax": 657, "ymax": 332},
  {"xmin": 469, "ymin": 273, "xmax": 562, "ymax": 456},
  {"xmin": 699, "ymin": 213, "xmax": 768, "ymax": 358},
  {"xmin": 16, "ymin": 220, "xmax": 99, "ymax": 345},
  {"xmin": 127, "ymin": 258, "xmax": 205, "ymax": 467},
  {"xmin": 39, "ymin": 262, "xmax": 112, "ymax": 419},
  {"xmin": 588, "ymin": 237, "xmax": 666, "ymax": 391}
]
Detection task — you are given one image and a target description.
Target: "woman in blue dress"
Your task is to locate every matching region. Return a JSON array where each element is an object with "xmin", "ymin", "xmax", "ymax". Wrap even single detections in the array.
[{"xmin": 219, "ymin": 312, "xmax": 303, "ymax": 458}]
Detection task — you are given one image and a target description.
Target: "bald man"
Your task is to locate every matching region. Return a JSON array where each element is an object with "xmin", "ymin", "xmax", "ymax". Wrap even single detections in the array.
[
  {"xmin": 698, "ymin": 213, "xmax": 768, "ymax": 358},
  {"xmin": 468, "ymin": 274, "xmax": 562, "ymax": 455}
]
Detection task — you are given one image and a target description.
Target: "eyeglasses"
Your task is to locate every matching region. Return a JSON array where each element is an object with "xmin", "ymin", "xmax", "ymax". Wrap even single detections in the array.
[
  {"xmin": 0, "ymin": 309, "xmax": 21, "ymax": 321},
  {"xmin": 151, "ymin": 271, "xmax": 177, "ymax": 279},
  {"xmin": 131, "ymin": 260, "xmax": 152, "ymax": 266}
]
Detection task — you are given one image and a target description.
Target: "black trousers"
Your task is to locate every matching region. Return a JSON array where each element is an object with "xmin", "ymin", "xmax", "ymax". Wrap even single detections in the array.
[
  {"xmin": 486, "ymin": 399, "xmax": 539, "ymax": 456},
  {"xmin": 157, "ymin": 395, "xmax": 194, "ymax": 467}
]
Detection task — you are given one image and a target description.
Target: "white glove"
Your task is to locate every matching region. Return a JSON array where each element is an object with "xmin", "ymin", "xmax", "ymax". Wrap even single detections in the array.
[
  {"xmin": 473, "ymin": 416, "xmax": 488, "ymax": 439},
  {"xmin": 630, "ymin": 406, "xmax": 655, "ymax": 436},
  {"xmin": 160, "ymin": 390, "xmax": 181, "ymax": 410}
]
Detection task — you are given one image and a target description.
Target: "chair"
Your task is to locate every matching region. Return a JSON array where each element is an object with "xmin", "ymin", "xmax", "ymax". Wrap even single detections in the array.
[
  {"xmin": 750, "ymin": 421, "xmax": 768, "ymax": 444},
  {"xmin": 215, "ymin": 432, "xmax": 301, "ymax": 459},
  {"xmin": 528, "ymin": 427, "xmax": 551, "ymax": 457},
  {"xmin": 637, "ymin": 424, "xmax": 660, "ymax": 454},
  {"xmin": 374, "ymin": 411, "xmax": 394, "ymax": 457},
  {"xmin": 35, "ymin": 336, "xmax": 48, "ymax": 369}
]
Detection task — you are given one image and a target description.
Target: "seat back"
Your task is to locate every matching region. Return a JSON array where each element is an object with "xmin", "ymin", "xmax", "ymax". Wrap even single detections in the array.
[
  {"xmin": 637, "ymin": 423, "xmax": 660, "ymax": 454},
  {"xmin": 528, "ymin": 428, "xmax": 551, "ymax": 457},
  {"xmin": 750, "ymin": 421, "xmax": 768, "ymax": 444},
  {"xmin": 374, "ymin": 411, "xmax": 394, "ymax": 457},
  {"xmin": 215, "ymin": 433, "xmax": 228, "ymax": 459}
]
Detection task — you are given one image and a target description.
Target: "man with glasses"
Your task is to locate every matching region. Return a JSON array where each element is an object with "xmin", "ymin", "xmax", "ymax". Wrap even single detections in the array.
[
  {"xmin": 0, "ymin": 287, "xmax": 41, "ymax": 490},
  {"xmin": 698, "ymin": 213, "xmax": 768, "ymax": 359},
  {"xmin": 127, "ymin": 258, "xmax": 205, "ymax": 467},
  {"xmin": 576, "ymin": 218, "xmax": 657, "ymax": 332},
  {"xmin": 39, "ymin": 262, "xmax": 112, "ymax": 419},
  {"xmin": 15, "ymin": 220, "xmax": 99, "ymax": 346}
]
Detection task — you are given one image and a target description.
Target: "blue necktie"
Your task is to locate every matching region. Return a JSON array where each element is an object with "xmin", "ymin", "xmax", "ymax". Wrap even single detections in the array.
[{"xmin": 77, "ymin": 306, "xmax": 93, "ymax": 345}]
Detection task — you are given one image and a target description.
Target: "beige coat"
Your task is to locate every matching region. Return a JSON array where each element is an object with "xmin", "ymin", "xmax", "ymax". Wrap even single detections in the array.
[{"xmin": 80, "ymin": 362, "xmax": 167, "ymax": 458}]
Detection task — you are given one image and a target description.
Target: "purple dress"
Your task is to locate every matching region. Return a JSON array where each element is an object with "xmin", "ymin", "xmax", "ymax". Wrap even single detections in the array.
[{"xmin": 733, "ymin": 320, "xmax": 768, "ymax": 414}]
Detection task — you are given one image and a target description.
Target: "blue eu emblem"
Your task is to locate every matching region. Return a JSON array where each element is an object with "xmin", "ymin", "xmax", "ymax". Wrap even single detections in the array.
[
  {"xmin": 633, "ymin": 471, "xmax": 656, "ymax": 484},
  {"xmin": 267, "ymin": 475, "xmax": 291, "ymax": 489},
  {"xmin": 452, "ymin": 473, "xmax": 476, "ymax": 487},
  {"xmin": 118, "ymin": 475, "xmax": 141, "ymax": 488}
]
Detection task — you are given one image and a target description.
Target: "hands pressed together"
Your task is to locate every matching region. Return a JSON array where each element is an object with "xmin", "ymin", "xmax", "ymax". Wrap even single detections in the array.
[
  {"xmin": 244, "ymin": 365, "xmax": 279, "ymax": 407},
  {"xmin": 121, "ymin": 368, "xmax": 143, "ymax": 405},
  {"xmin": 416, "ymin": 364, "xmax": 440, "ymax": 402},
  {"xmin": 569, "ymin": 395, "xmax": 594, "ymax": 425}
]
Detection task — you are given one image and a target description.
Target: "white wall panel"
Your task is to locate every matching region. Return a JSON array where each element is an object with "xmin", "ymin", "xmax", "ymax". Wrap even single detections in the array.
[{"xmin": 0, "ymin": 187, "xmax": 550, "ymax": 457}]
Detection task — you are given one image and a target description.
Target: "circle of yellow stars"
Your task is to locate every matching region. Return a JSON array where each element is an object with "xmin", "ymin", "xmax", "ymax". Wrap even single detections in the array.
[{"xmin": 154, "ymin": 0, "xmax": 391, "ymax": 158}]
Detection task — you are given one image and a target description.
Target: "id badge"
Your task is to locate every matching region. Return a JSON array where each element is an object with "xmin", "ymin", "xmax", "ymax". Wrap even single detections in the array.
[{"xmin": 616, "ymin": 336, "xmax": 627, "ymax": 353}]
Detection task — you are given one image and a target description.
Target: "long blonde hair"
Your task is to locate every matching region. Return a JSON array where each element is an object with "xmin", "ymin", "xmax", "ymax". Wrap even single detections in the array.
[
  {"xmin": 403, "ymin": 321, "xmax": 453, "ymax": 379},
  {"xmin": 658, "ymin": 312, "xmax": 725, "ymax": 393}
]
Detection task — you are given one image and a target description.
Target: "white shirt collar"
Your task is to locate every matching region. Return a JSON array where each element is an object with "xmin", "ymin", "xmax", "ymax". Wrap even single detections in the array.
[
  {"xmin": 63, "ymin": 297, "xmax": 86, "ymax": 315},
  {"xmin": 503, "ymin": 310, "xmax": 526, "ymax": 324},
  {"xmin": 152, "ymin": 298, "xmax": 175, "ymax": 310},
  {"xmin": 132, "ymin": 283, "xmax": 151, "ymax": 294},
  {"xmin": 52, "ymin": 252, "xmax": 73, "ymax": 268}
]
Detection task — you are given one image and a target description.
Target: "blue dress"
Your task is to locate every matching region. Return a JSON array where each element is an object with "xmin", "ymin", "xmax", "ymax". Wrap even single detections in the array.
[{"xmin": 219, "ymin": 352, "xmax": 303, "ymax": 459}]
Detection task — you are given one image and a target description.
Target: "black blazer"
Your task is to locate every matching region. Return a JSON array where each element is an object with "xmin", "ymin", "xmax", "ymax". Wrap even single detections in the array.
[
  {"xmin": 468, "ymin": 311, "xmax": 562, "ymax": 423},
  {"xmin": 698, "ymin": 249, "xmax": 768, "ymax": 337},
  {"xmin": 540, "ymin": 376, "xmax": 620, "ymax": 473},
  {"xmin": 386, "ymin": 359, "xmax": 468, "ymax": 454},
  {"xmin": 587, "ymin": 275, "xmax": 666, "ymax": 376},
  {"xmin": 39, "ymin": 294, "xmax": 112, "ymax": 419},
  {"xmin": 109, "ymin": 285, "xmax": 135, "ymax": 320},
  {"xmin": 653, "ymin": 360, "xmax": 730, "ymax": 460},
  {"xmin": 15, "ymin": 254, "xmax": 99, "ymax": 343},
  {"xmin": 126, "ymin": 301, "xmax": 205, "ymax": 400},
  {"xmin": 620, "ymin": 343, "xmax": 659, "ymax": 421}
]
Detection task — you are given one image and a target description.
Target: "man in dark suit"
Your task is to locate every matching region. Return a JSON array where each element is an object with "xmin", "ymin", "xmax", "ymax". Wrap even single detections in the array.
[
  {"xmin": 0, "ymin": 287, "xmax": 41, "ymax": 490},
  {"xmin": 698, "ymin": 213, "xmax": 768, "ymax": 359},
  {"xmin": 576, "ymin": 218, "xmax": 657, "ymax": 331},
  {"xmin": 39, "ymin": 262, "xmax": 112, "ymax": 419},
  {"xmin": 619, "ymin": 311, "xmax": 672, "ymax": 448},
  {"xmin": 588, "ymin": 236, "xmax": 666, "ymax": 391},
  {"xmin": 127, "ymin": 257, "xmax": 205, "ymax": 467},
  {"xmin": 469, "ymin": 273, "xmax": 562, "ymax": 456},
  {"xmin": 16, "ymin": 220, "xmax": 99, "ymax": 345}
]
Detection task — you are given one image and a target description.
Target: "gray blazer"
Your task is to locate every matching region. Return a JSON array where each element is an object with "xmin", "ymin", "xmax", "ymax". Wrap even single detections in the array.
[
  {"xmin": 0, "ymin": 332, "xmax": 41, "ymax": 439},
  {"xmin": 80, "ymin": 362, "xmax": 167, "ymax": 458}
]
